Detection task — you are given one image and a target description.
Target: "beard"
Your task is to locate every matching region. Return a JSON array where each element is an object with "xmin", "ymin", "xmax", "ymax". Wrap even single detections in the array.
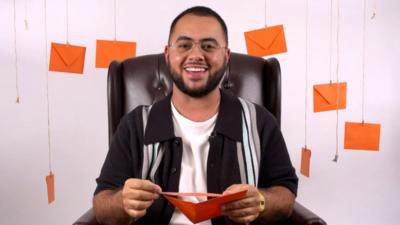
[{"xmin": 167, "ymin": 58, "xmax": 227, "ymax": 98}]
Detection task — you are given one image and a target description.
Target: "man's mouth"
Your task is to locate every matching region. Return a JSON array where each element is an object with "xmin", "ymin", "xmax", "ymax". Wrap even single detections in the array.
[
  {"xmin": 185, "ymin": 67, "xmax": 207, "ymax": 72},
  {"xmin": 183, "ymin": 65, "xmax": 208, "ymax": 79}
]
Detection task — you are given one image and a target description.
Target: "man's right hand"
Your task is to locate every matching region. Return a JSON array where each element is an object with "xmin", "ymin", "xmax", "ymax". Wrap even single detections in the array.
[{"xmin": 121, "ymin": 178, "xmax": 162, "ymax": 220}]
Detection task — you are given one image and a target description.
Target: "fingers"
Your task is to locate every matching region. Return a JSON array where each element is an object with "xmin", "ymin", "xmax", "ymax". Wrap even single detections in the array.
[
  {"xmin": 223, "ymin": 195, "xmax": 259, "ymax": 210},
  {"xmin": 223, "ymin": 184, "xmax": 247, "ymax": 195},
  {"xmin": 126, "ymin": 179, "xmax": 161, "ymax": 194},
  {"xmin": 122, "ymin": 178, "xmax": 161, "ymax": 219},
  {"xmin": 223, "ymin": 200, "xmax": 260, "ymax": 224},
  {"xmin": 222, "ymin": 184, "xmax": 261, "ymax": 224}
]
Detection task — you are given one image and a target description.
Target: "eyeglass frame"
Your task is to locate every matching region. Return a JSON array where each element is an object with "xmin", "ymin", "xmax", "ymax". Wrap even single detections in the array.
[{"xmin": 168, "ymin": 36, "xmax": 228, "ymax": 55}]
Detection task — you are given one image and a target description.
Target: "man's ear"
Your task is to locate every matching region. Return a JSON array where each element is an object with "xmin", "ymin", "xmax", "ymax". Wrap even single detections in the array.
[
  {"xmin": 164, "ymin": 46, "xmax": 169, "ymax": 65},
  {"xmin": 225, "ymin": 48, "xmax": 231, "ymax": 64}
]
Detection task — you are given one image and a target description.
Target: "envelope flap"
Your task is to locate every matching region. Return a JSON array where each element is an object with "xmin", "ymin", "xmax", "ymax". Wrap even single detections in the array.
[
  {"xmin": 245, "ymin": 25, "xmax": 283, "ymax": 50},
  {"xmin": 163, "ymin": 191, "xmax": 247, "ymax": 223},
  {"xmin": 314, "ymin": 84, "xmax": 336, "ymax": 104},
  {"xmin": 164, "ymin": 195, "xmax": 197, "ymax": 222},
  {"xmin": 53, "ymin": 43, "xmax": 84, "ymax": 66}
]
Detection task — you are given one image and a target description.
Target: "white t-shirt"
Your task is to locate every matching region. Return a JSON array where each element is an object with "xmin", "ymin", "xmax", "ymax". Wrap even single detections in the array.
[{"xmin": 169, "ymin": 102, "xmax": 217, "ymax": 225}]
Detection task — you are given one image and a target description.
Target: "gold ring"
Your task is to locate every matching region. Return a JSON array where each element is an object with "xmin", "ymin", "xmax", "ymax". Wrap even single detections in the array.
[{"xmin": 259, "ymin": 192, "xmax": 265, "ymax": 213}]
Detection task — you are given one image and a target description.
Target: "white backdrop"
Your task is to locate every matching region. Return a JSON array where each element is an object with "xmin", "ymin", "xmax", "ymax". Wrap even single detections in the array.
[{"xmin": 1, "ymin": 0, "xmax": 399, "ymax": 225}]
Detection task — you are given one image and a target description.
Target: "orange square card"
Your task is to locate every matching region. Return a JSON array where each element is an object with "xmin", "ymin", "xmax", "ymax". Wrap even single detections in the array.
[
  {"xmin": 46, "ymin": 173, "xmax": 55, "ymax": 204},
  {"xmin": 344, "ymin": 122, "xmax": 381, "ymax": 151},
  {"xmin": 300, "ymin": 148, "xmax": 311, "ymax": 177},
  {"xmin": 49, "ymin": 42, "xmax": 86, "ymax": 74},
  {"xmin": 163, "ymin": 191, "xmax": 247, "ymax": 224},
  {"xmin": 95, "ymin": 39, "xmax": 136, "ymax": 68},
  {"xmin": 313, "ymin": 82, "xmax": 347, "ymax": 112},
  {"xmin": 244, "ymin": 25, "xmax": 287, "ymax": 57}
]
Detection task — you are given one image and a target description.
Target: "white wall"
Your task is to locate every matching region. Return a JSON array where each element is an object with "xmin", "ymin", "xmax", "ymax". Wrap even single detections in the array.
[{"xmin": 1, "ymin": 0, "xmax": 399, "ymax": 225}]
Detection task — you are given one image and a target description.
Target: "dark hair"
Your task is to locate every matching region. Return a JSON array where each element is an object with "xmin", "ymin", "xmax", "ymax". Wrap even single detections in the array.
[{"xmin": 168, "ymin": 6, "xmax": 228, "ymax": 46}]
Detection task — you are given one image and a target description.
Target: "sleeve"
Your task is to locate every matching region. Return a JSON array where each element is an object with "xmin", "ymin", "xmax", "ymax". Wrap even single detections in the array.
[
  {"xmin": 94, "ymin": 109, "xmax": 143, "ymax": 195},
  {"xmin": 256, "ymin": 106, "xmax": 298, "ymax": 195}
]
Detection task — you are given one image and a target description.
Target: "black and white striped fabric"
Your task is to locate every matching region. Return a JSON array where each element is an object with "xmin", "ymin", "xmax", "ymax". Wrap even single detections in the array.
[{"xmin": 141, "ymin": 98, "xmax": 261, "ymax": 187}]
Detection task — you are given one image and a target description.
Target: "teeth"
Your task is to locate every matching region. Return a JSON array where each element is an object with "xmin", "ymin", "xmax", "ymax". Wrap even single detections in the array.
[{"xmin": 185, "ymin": 67, "xmax": 206, "ymax": 72}]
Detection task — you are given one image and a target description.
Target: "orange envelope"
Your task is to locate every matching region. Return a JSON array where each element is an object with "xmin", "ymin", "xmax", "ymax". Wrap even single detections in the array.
[
  {"xmin": 313, "ymin": 82, "xmax": 347, "ymax": 112},
  {"xmin": 49, "ymin": 42, "xmax": 86, "ymax": 74},
  {"xmin": 163, "ymin": 190, "xmax": 247, "ymax": 224},
  {"xmin": 344, "ymin": 122, "xmax": 381, "ymax": 151},
  {"xmin": 244, "ymin": 25, "xmax": 287, "ymax": 57},
  {"xmin": 46, "ymin": 172, "xmax": 55, "ymax": 204},
  {"xmin": 95, "ymin": 39, "xmax": 136, "ymax": 68},
  {"xmin": 300, "ymin": 147, "xmax": 311, "ymax": 177}
]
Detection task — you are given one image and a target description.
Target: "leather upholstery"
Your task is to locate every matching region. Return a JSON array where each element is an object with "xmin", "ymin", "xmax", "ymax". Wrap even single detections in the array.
[
  {"xmin": 72, "ymin": 52, "xmax": 326, "ymax": 225},
  {"xmin": 107, "ymin": 52, "xmax": 281, "ymax": 143}
]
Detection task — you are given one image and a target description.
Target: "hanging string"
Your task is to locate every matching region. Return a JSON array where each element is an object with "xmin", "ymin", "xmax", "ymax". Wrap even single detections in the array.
[
  {"xmin": 264, "ymin": 0, "xmax": 268, "ymax": 27},
  {"xmin": 361, "ymin": 0, "xmax": 368, "ymax": 124},
  {"xmin": 114, "ymin": 0, "xmax": 117, "ymax": 40},
  {"xmin": 24, "ymin": 0, "xmax": 29, "ymax": 30},
  {"xmin": 304, "ymin": 0, "xmax": 309, "ymax": 149},
  {"xmin": 66, "ymin": 0, "xmax": 69, "ymax": 44},
  {"xmin": 13, "ymin": 0, "xmax": 20, "ymax": 103},
  {"xmin": 329, "ymin": 0, "xmax": 333, "ymax": 83},
  {"xmin": 44, "ymin": 0, "xmax": 52, "ymax": 173},
  {"xmin": 333, "ymin": 0, "xmax": 341, "ymax": 162}
]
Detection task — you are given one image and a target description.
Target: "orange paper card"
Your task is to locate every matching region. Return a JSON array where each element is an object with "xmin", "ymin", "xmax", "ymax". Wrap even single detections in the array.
[
  {"xmin": 163, "ymin": 190, "xmax": 247, "ymax": 224},
  {"xmin": 313, "ymin": 82, "xmax": 347, "ymax": 112},
  {"xmin": 344, "ymin": 122, "xmax": 381, "ymax": 151},
  {"xmin": 49, "ymin": 42, "xmax": 86, "ymax": 74},
  {"xmin": 244, "ymin": 25, "xmax": 287, "ymax": 57},
  {"xmin": 46, "ymin": 173, "xmax": 55, "ymax": 204},
  {"xmin": 300, "ymin": 148, "xmax": 311, "ymax": 177},
  {"xmin": 95, "ymin": 39, "xmax": 136, "ymax": 68}
]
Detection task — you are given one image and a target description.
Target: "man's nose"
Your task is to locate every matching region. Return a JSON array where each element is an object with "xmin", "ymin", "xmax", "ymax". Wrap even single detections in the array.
[{"xmin": 187, "ymin": 43, "xmax": 205, "ymax": 60}]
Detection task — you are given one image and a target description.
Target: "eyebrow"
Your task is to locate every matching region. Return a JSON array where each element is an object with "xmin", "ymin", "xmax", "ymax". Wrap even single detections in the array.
[{"xmin": 175, "ymin": 36, "xmax": 219, "ymax": 43}]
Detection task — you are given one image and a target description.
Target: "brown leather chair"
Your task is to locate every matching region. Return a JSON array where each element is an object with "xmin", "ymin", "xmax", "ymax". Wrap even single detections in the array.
[{"xmin": 73, "ymin": 52, "xmax": 327, "ymax": 225}]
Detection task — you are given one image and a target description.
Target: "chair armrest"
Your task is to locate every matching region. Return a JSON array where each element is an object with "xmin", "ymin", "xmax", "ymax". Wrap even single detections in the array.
[
  {"xmin": 290, "ymin": 201, "xmax": 327, "ymax": 225},
  {"xmin": 72, "ymin": 202, "xmax": 327, "ymax": 225},
  {"xmin": 72, "ymin": 208, "xmax": 100, "ymax": 225}
]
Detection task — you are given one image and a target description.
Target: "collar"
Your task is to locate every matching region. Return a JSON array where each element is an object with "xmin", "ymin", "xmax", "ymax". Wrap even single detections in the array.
[{"xmin": 143, "ymin": 89, "xmax": 242, "ymax": 144}]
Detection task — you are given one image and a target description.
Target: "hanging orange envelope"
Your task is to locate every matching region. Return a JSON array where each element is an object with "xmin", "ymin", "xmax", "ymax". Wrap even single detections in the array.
[
  {"xmin": 313, "ymin": 82, "xmax": 347, "ymax": 112},
  {"xmin": 300, "ymin": 147, "xmax": 311, "ymax": 177},
  {"xmin": 344, "ymin": 122, "xmax": 381, "ymax": 151},
  {"xmin": 95, "ymin": 39, "xmax": 136, "ymax": 68},
  {"xmin": 244, "ymin": 25, "xmax": 287, "ymax": 57},
  {"xmin": 45, "ymin": 172, "xmax": 55, "ymax": 204},
  {"xmin": 49, "ymin": 42, "xmax": 86, "ymax": 74},
  {"xmin": 163, "ymin": 190, "xmax": 247, "ymax": 224}
]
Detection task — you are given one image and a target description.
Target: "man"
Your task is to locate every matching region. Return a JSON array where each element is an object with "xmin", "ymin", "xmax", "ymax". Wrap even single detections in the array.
[{"xmin": 93, "ymin": 6, "xmax": 298, "ymax": 225}]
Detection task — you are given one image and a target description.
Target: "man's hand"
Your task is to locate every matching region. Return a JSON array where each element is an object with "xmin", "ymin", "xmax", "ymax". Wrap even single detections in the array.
[
  {"xmin": 122, "ymin": 178, "xmax": 161, "ymax": 220},
  {"xmin": 221, "ymin": 184, "xmax": 262, "ymax": 224}
]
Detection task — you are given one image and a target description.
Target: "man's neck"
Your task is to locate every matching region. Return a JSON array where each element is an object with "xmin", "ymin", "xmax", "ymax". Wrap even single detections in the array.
[{"xmin": 171, "ymin": 87, "xmax": 221, "ymax": 122}]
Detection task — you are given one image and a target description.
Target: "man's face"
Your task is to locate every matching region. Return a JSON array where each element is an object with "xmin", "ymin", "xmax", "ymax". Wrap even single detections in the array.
[{"xmin": 165, "ymin": 14, "xmax": 230, "ymax": 98}]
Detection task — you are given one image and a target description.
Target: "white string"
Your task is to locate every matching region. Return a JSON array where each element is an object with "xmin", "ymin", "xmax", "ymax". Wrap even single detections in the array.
[
  {"xmin": 329, "ymin": 0, "xmax": 333, "ymax": 83},
  {"xmin": 66, "ymin": 0, "xmax": 69, "ymax": 44},
  {"xmin": 24, "ymin": 0, "xmax": 28, "ymax": 30},
  {"xmin": 114, "ymin": 0, "xmax": 117, "ymax": 40},
  {"xmin": 44, "ymin": 0, "xmax": 52, "ymax": 173},
  {"xmin": 361, "ymin": 0, "xmax": 367, "ymax": 123},
  {"xmin": 333, "ymin": 0, "xmax": 341, "ymax": 162},
  {"xmin": 13, "ymin": 0, "xmax": 20, "ymax": 103},
  {"xmin": 264, "ymin": 0, "xmax": 267, "ymax": 27},
  {"xmin": 304, "ymin": 0, "xmax": 309, "ymax": 149}
]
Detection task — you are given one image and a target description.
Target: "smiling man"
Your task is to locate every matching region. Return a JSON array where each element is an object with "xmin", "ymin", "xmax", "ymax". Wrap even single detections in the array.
[{"xmin": 93, "ymin": 6, "xmax": 298, "ymax": 225}]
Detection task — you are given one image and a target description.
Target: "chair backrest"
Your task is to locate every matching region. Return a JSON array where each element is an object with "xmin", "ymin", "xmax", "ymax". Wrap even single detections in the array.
[{"xmin": 107, "ymin": 52, "xmax": 281, "ymax": 143}]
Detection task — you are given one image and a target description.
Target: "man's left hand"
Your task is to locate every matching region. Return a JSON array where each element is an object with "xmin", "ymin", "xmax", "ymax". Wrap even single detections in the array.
[{"xmin": 221, "ymin": 184, "xmax": 262, "ymax": 224}]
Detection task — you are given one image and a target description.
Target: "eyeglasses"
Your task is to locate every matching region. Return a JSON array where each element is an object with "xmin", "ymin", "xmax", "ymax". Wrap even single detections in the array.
[{"xmin": 169, "ymin": 39, "xmax": 226, "ymax": 54}]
